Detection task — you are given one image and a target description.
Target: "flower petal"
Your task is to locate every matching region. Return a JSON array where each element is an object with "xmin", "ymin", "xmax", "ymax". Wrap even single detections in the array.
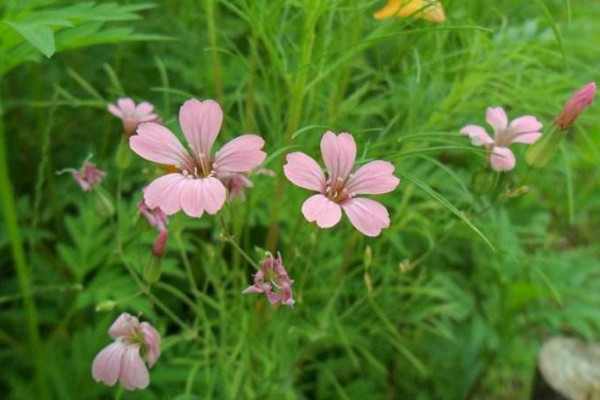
[
  {"xmin": 283, "ymin": 152, "xmax": 325, "ymax": 192},
  {"xmin": 130, "ymin": 123, "xmax": 192, "ymax": 169},
  {"xmin": 490, "ymin": 146, "xmax": 516, "ymax": 172},
  {"xmin": 117, "ymin": 98, "xmax": 136, "ymax": 115},
  {"xmin": 140, "ymin": 322, "xmax": 161, "ymax": 368},
  {"xmin": 144, "ymin": 173, "xmax": 187, "ymax": 215},
  {"xmin": 135, "ymin": 102, "xmax": 154, "ymax": 116},
  {"xmin": 108, "ymin": 104, "xmax": 123, "ymax": 118},
  {"xmin": 374, "ymin": 0, "xmax": 445, "ymax": 23},
  {"xmin": 341, "ymin": 198, "xmax": 390, "ymax": 237},
  {"xmin": 108, "ymin": 313, "xmax": 139, "ymax": 339},
  {"xmin": 180, "ymin": 177, "xmax": 226, "ymax": 218},
  {"xmin": 486, "ymin": 107, "xmax": 509, "ymax": 138},
  {"xmin": 301, "ymin": 194, "xmax": 342, "ymax": 228},
  {"xmin": 92, "ymin": 342, "xmax": 127, "ymax": 387},
  {"xmin": 460, "ymin": 124, "xmax": 494, "ymax": 146},
  {"xmin": 214, "ymin": 134, "xmax": 266, "ymax": 173},
  {"xmin": 320, "ymin": 131, "xmax": 356, "ymax": 182},
  {"xmin": 508, "ymin": 116, "xmax": 543, "ymax": 144},
  {"xmin": 179, "ymin": 99, "xmax": 223, "ymax": 159},
  {"xmin": 345, "ymin": 160, "xmax": 400, "ymax": 195},
  {"xmin": 119, "ymin": 345, "xmax": 149, "ymax": 391}
]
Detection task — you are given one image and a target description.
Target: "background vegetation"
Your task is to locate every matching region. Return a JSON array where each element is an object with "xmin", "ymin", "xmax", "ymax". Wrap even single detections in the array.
[{"xmin": 1, "ymin": 0, "xmax": 599, "ymax": 399}]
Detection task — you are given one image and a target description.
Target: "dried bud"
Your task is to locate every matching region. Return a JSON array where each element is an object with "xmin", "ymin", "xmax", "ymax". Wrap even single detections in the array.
[{"xmin": 555, "ymin": 82, "xmax": 596, "ymax": 131}]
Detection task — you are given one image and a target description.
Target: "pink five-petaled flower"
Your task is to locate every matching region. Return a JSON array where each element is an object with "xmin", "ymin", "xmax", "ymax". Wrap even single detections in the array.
[
  {"xmin": 108, "ymin": 98, "xmax": 161, "ymax": 137},
  {"xmin": 555, "ymin": 82, "xmax": 597, "ymax": 131},
  {"xmin": 92, "ymin": 313, "xmax": 161, "ymax": 391},
  {"xmin": 460, "ymin": 107, "xmax": 543, "ymax": 172},
  {"xmin": 243, "ymin": 252, "xmax": 294, "ymax": 307},
  {"xmin": 73, "ymin": 161, "xmax": 106, "ymax": 191},
  {"xmin": 284, "ymin": 131, "xmax": 400, "ymax": 237},
  {"xmin": 129, "ymin": 99, "xmax": 267, "ymax": 218}
]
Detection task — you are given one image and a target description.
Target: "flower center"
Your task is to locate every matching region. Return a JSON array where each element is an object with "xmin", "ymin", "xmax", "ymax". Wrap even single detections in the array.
[
  {"xmin": 181, "ymin": 153, "xmax": 214, "ymax": 179},
  {"xmin": 325, "ymin": 176, "xmax": 350, "ymax": 203}
]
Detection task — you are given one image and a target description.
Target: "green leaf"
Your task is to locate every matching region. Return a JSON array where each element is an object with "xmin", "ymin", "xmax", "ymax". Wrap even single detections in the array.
[
  {"xmin": 399, "ymin": 169, "xmax": 495, "ymax": 251},
  {"xmin": 6, "ymin": 21, "xmax": 56, "ymax": 58}
]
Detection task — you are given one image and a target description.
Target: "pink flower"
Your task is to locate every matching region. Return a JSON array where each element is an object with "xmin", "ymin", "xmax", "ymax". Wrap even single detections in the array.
[
  {"xmin": 243, "ymin": 252, "xmax": 294, "ymax": 307},
  {"xmin": 92, "ymin": 313, "xmax": 161, "ymax": 391},
  {"xmin": 129, "ymin": 99, "xmax": 267, "ymax": 218},
  {"xmin": 138, "ymin": 200, "xmax": 168, "ymax": 232},
  {"xmin": 73, "ymin": 162, "xmax": 106, "ymax": 191},
  {"xmin": 108, "ymin": 98, "xmax": 161, "ymax": 137},
  {"xmin": 283, "ymin": 131, "xmax": 400, "ymax": 237},
  {"xmin": 460, "ymin": 107, "xmax": 543, "ymax": 172},
  {"xmin": 555, "ymin": 82, "xmax": 596, "ymax": 131}
]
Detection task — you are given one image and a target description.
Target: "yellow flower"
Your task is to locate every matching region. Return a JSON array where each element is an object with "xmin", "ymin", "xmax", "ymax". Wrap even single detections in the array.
[{"xmin": 374, "ymin": 0, "xmax": 446, "ymax": 23}]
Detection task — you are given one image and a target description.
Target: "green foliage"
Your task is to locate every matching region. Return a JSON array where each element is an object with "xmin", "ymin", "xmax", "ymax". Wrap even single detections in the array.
[{"xmin": 1, "ymin": 0, "xmax": 600, "ymax": 399}]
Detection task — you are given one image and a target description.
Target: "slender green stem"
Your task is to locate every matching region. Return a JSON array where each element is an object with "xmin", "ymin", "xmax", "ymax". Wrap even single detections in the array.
[
  {"xmin": 205, "ymin": 0, "xmax": 223, "ymax": 103},
  {"xmin": 174, "ymin": 228, "xmax": 200, "ymax": 295},
  {"xmin": 0, "ymin": 87, "xmax": 48, "ymax": 397},
  {"xmin": 266, "ymin": 2, "xmax": 319, "ymax": 251},
  {"xmin": 218, "ymin": 216, "xmax": 260, "ymax": 270}
]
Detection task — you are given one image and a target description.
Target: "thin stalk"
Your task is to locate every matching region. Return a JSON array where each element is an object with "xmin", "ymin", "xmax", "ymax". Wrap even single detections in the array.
[
  {"xmin": 266, "ymin": 3, "xmax": 319, "ymax": 251},
  {"xmin": 205, "ymin": 0, "xmax": 224, "ymax": 103},
  {"xmin": 175, "ymin": 228, "xmax": 200, "ymax": 296},
  {"xmin": 0, "ymin": 87, "xmax": 48, "ymax": 397}
]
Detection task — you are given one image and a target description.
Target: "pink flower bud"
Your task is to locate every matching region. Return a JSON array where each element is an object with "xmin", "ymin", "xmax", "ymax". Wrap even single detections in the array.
[
  {"xmin": 555, "ymin": 82, "xmax": 596, "ymax": 131},
  {"xmin": 151, "ymin": 230, "xmax": 168, "ymax": 258}
]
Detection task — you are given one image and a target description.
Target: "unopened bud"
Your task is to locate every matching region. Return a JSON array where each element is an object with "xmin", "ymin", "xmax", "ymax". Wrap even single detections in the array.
[
  {"xmin": 152, "ymin": 230, "xmax": 168, "ymax": 257},
  {"xmin": 115, "ymin": 138, "xmax": 132, "ymax": 170},
  {"xmin": 471, "ymin": 169, "xmax": 499, "ymax": 194},
  {"xmin": 144, "ymin": 255, "xmax": 162, "ymax": 283},
  {"xmin": 555, "ymin": 82, "xmax": 596, "ymax": 131},
  {"xmin": 525, "ymin": 124, "xmax": 562, "ymax": 168},
  {"xmin": 95, "ymin": 300, "xmax": 117, "ymax": 312}
]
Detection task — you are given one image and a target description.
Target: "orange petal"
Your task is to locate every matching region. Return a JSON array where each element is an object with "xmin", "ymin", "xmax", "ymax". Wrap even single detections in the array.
[{"xmin": 374, "ymin": 0, "xmax": 445, "ymax": 24}]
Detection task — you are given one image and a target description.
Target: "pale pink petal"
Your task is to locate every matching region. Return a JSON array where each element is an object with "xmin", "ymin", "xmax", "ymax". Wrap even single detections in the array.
[
  {"xmin": 320, "ymin": 131, "xmax": 356, "ymax": 181},
  {"xmin": 179, "ymin": 177, "xmax": 226, "ymax": 218},
  {"xmin": 459, "ymin": 125, "xmax": 494, "ymax": 146},
  {"xmin": 108, "ymin": 313, "xmax": 139, "ymax": 339},
  {"xmin": 490, "ymin": 146, "xmax": 516, "ymax": 172},
  {"xmin": 301, "ymin": 194, "xmax": 342, "ymax": 228},
  {"xmin": 507, "ymin": 116, "xmax": 543, "ymax": 144},
  {"xmin": 486, "ymin": 107, "xmax": 508, "ymax": 138},
  {"xmin": 135, "ymin": 102, "xmax": 154, "ymax": 116},
  {"xmin": 130, "ymin": 123, "xmax": 192, "ymax": 169},
  {"xmin": 108, "ymin": 104, "xmax": 123, "ymax": 118},
  {"xmin": 345, "ymin": 160, "xmax": 400, "ymax": 196},
  {"xmin": 144, "ymin": 174, "xmax": 187, "ymax": 215},
  {"xmin": 283, "ymin": 152, "xmax": 325, "ymax": 192},
  {"xmin": 140, "ymin": 322, "xmax": 161, "ymax": 368},
  {"xmin": 117, "ymin": 98, "xmax": 136, "ymax": 115},
  {"xmin": 92, "ymin": 342, "xmax": 127, "ymax": 387},
  {"xmin": 214, "ymin": 134, "xmax": 266, "ymax": 173},
  {"xmin": 200, "ymin": 177, "xmax": 227, "ymax": 214},
  {"xmin": 138, "ymin": 113, "xmax": 159, "ymax": 123},
  {"xmin": 179, "ymin": 99, "xmax": 223, "ymax": 159},
  {"xmin": 119, "ymin": 345, "xmax": 149, "ymax": 391},
  {"xmin": 341, "ymin": 198, "xmax": 390, "ymax": 237}
]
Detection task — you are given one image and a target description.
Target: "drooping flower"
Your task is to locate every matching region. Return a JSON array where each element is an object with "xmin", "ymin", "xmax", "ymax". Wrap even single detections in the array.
[
  {"xmin": 129, "ymin": 99, "xmax": 267, "ymax": 218},
  {"xmin": 92, "ymin": 313, "xmax": 161, "ymax": 391},
  {"xmin": 217, "ymin": 172, "xmax": 254, "ymax": 201},
  {"xmin": 284, "ymin": 131, "xmax": 400, "ymax": 237},
  {"xmin": 243, "ymin": 252, "xmax": 294, "ymax": 307},
  {"xmin": 460, "ymin": 107, "xmax": 543, "ymax": 172},
  {"xmin": 138, "ymin": 200, "xmax": 168, "ymax": 232},
  {"xmin": 73, "ymin": 161, "xmax": 106, "ymax": 191},
  {"xmin": 555, "ymin": 82, "xmax": 596, "ymax": 131},
  {"xmin": 374, "ymin": 0, "xmax": 445, "ymax": 23},
  {"xmin": 108, "ymin": 98, "xmax": 161, "ymax": 137}
]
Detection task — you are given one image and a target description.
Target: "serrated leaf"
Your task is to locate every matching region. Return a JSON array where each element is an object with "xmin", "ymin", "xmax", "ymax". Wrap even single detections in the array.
[{"xmin": 6, "ymin": 21, "xmax": 56, "ymax": 58}]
